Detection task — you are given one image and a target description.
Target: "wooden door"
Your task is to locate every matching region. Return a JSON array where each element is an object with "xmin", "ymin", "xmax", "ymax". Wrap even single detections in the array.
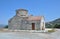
[{"xmin": 32, "ymin": 23, "xmax": 35, "ymax": 30}]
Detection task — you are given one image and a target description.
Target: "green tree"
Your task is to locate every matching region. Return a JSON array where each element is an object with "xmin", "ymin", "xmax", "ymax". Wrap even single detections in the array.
[
  {"xmin": 4, "ymin": 25, "xmax": 8, "ymax": 28},
  {"xmin": 53, "ymin": 24, "xmax": 60, "ymax": 28}
]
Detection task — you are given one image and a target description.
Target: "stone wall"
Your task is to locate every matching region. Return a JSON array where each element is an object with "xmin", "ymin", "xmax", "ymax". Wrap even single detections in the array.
[{"xmin": 8, "ymin": 15, "xmax": 41, "ymax": 30}]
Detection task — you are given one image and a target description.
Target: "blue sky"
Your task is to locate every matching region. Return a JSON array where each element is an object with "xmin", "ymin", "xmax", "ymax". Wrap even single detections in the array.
[{"xmin": 0, "ymin": 0, "xmax": 60, "ymax": 25}]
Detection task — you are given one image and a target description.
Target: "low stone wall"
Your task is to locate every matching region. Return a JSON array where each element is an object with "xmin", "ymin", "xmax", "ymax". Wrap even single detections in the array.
[{"xmin": 0, "ymin": 29, "xmax": 48, "ymax": 33}]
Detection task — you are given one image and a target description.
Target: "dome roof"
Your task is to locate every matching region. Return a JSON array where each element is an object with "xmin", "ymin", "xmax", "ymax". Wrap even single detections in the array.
[{"xmin": 16, "ymin": 9, "xmax": 28, "ymax": 11}]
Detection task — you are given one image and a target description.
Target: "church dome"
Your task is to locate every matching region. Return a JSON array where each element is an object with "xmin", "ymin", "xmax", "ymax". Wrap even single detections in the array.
[{"xmin": 16, "ymin": 9, "xmax": 28, "ymax": 17}]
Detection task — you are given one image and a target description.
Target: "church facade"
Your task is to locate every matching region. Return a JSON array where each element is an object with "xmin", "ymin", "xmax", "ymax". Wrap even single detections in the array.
[{"xmin": 8, "ymin": 9, "xmax": 45, "ymax": 30}]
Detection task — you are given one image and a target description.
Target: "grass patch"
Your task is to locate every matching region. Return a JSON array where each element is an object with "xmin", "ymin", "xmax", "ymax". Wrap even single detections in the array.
[{"xmin": 48, "ymin": 29, "xmax": 55, "ymax": 32}]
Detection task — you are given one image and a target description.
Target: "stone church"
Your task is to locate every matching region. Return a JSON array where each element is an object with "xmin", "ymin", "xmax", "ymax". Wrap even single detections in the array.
[{"xmin": 8, "ymin": 9, "xmax": 45, "ymax": 30}]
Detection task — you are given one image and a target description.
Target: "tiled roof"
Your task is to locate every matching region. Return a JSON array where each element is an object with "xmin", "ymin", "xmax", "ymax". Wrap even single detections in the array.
[{"xmin": 27, "ymin": 16, "xmax": 43, "ymax": 21}]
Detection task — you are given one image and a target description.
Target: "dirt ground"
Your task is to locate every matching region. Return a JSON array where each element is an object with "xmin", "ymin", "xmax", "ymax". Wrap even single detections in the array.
[{"xmin": 0, "ymin": 29, "xmax": 60, "ymax": 39}]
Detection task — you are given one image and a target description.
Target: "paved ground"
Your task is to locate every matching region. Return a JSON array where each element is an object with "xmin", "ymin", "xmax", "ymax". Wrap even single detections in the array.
[{"xmin": 0, "ymin": 29, "xmax": 60, "ymax": 39}]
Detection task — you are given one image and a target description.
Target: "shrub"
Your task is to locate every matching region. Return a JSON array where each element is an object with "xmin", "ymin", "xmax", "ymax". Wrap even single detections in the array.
[
  {"xmin": 48, "ymin": 29, "xmax": 55, "ymax": 32},
  {"xmin": 4, "ymin": 25, "xmax": 8, "ymax": 28},
  {"xmin": 53, "ymin": 24, "xmax": 60, "ymax": 28}
]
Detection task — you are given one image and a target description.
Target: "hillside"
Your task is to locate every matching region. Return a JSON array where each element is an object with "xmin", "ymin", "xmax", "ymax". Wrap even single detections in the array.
[
  {"xmin": 50, "ymin": 18, "xmax": 60, "ymax": 24},
  {"xmin": 46, "ymin": 18, "xmax": 60, "ymax": 28}
]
